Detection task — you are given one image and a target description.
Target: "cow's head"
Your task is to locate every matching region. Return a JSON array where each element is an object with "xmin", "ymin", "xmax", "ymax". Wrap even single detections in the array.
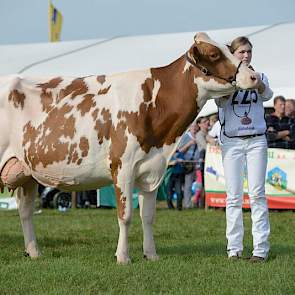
[{"xmin": 186, "ymin": 32, "xmax": 259, "ymax": 101}]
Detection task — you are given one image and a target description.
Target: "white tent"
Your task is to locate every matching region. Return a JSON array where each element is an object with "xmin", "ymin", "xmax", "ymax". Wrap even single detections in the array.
[{"xmin": 1, "ymin": 22, "xmax": 294, "ymax": 116}]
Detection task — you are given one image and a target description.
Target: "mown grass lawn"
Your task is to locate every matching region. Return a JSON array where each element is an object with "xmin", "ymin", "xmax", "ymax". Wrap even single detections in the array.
[{"xmin": 0, "ymin": 205, "xmax": 295, "ymax": 294}]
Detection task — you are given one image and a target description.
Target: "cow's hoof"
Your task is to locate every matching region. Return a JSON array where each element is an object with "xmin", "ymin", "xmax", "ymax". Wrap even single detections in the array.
[
  {"xmin": 24, "ymin": 251, "xmax": 40, "ymax": 259},
  {"xmin": 116, "ymin": 255, "xmax": 131, "ymax": 265},
  {"xmin": 25, "ymin": 248, "xmax": 40, "ymax": 259},
  {"xmin": 25, "ymin": 241, "xmax": 41, "ymax": 259},
  {"xmin": 144, "ymin": 254, "xmax": 159, "ymax": 261}
]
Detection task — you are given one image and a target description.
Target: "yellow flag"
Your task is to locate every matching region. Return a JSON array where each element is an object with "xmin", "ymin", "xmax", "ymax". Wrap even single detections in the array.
[{"xmin": 49, "ymin": 1, "xmax": 63, "ymax": 42}]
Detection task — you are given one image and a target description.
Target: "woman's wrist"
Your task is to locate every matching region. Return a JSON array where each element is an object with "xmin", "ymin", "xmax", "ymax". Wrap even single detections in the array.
[{"xmin": 257, "ymin": 81, "xmax": 265, "ymax": 94}]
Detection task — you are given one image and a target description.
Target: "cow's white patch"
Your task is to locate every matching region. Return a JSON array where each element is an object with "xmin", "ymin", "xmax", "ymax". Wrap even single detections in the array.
[
  {"xmin": 194, "ymin": 76, "xmax": 234, "ymax": 103},
  {"xmin": 45, "ymin": 129, "xmax": 50, "ymax": 137},
  {"xmin": 93, "ymin": 70, "xmax": 152, "ymax": 127},
  {"xmin": 150, "ymin": 80, "xmax": 161, "ymax": 107},
  {"xmin": 182, "ymin": 61, "xmax": 192, "ymax": 73}
]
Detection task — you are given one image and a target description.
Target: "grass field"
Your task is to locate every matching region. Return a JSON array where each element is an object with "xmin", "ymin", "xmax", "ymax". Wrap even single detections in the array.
[{"xmin": 0, "ymin": 205, "xmax": 295, "ymax": 294}]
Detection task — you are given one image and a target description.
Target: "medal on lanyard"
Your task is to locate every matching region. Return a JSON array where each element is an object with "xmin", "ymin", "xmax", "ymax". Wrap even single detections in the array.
[
  {"xmin": 232, "ymin": 90, "xmax": 253, "ymax": 125},
  {"xmin": 241, "ymin": 112, "xmax": 252, "ymax": 125}
]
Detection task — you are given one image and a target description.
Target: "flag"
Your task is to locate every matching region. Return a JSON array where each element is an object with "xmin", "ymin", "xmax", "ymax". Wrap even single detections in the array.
[{"xmin": 49, "ymin": 1, "xmax": 63, "ymax": 42}]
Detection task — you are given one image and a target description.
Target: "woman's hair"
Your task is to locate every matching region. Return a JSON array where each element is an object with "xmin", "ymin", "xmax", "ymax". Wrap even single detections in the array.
[{"xmin": 228, "ymin": 36, "xmax": 253, "ymax": 54}]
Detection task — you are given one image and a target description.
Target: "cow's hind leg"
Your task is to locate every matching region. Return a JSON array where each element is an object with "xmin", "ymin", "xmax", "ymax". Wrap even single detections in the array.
[
  {"xmin": 138, "ymin": 189, "xmax": 159, "ymax": 261},
  {"xmin": 114, "ymin": 183, "xmax": 134, "ymax": 264},
  {"xmin": 16, "ymin": 179, "xmax": 40, "ymax": 258}
]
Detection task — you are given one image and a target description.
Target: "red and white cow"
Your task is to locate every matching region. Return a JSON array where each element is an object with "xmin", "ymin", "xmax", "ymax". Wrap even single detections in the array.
[{"xmin": 0, "ymin": 33, "xmax": 259, "ymax": 264}]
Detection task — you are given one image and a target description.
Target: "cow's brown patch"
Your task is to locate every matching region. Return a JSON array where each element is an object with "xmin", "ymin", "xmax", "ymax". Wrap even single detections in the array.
[
  {"xmin": 37, "ymin": 77, "xmax": 63, "ymax": 113},
  {"xmin": 59, "ymin": 78, "xmax": 88, "ymax": 100},
  {"xmin": 109, "ymin": 121, "xmax": 128, "ymax": 220},
  {"xmin": 72, "ymin": 150, "xmax": 79, "ymax": 164},
  {"xmin": 117, "ymin": 111, "xmax": 122, "ymax": 120},
  {"xmin": 79, "ymin": 137, "xmax": 89, "ymax": 158},
  {"xmin": 8, "ymin": 90, "xmax": 26, "ymax": 109},
  {"xmin": 40, "ymin": 91, "xmax": 54, "ymax": 113},
  {"xmin": 23, "ymin": 104, "xmax": 76, "ymax": 169},
  {"xmin": 94, "ymin": 108, "xmax": 112, "ymax": 144},
  {"xmin": 67, "ymin": 143, "xmax": 77, "ymax": 164},
  {"xmin": 113, "ymin": 184, "xmax": 126, "ymax": 219},
  {"xmin": 109, "ymin": 121, "xmax": 128, "ymax": 170},
  {"xmin": 67, "ymin": 138, "xmax": 88, "ymax": 165},
  {"xmin": 141, "ymin": 78, "xmax": 155, "ymax": 103},
  {"xmin": 36, "ymin": 77, "xmax": 63, "ymax": 113},
  {"xmin": 97, "ymin": 75, "xmax": 106, "ymax": 84},
  {"xmin": 77, "ymin": 94, "xmax": 96, "ymax": 116},
  {"xmin": 119, "ymin": 56, "xmax": 199, "ymax": 153},
  {"xmin": 92, "ymin": 109, "xmax": 99, "ymax": 121},
  {"xmin": 97, "ymin": 85, "xmax": 111, "ymax": 95},
  {"xmin": 23, "ymin": 123, "xmax": 41, "ymax": 166},
  {"xmin": 36, "ymin": 77, "xmax": 63, "ymax": 92}
]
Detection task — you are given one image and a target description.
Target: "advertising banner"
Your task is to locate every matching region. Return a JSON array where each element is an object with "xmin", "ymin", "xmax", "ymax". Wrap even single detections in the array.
[{"xmin": 205, "ymin": 145, "xmax": 295, "ymax": 209}]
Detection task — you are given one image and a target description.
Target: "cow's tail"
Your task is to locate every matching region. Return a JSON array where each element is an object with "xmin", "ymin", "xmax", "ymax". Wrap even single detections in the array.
[{"xmin": 0, "ymin": 75, "xmax": 16, "ymax": 108}]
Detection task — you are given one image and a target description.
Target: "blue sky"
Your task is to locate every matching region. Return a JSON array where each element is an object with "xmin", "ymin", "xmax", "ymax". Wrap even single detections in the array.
[{"xmin": 1, "ymin": 0, "xmax": 295, "ymax": 45}]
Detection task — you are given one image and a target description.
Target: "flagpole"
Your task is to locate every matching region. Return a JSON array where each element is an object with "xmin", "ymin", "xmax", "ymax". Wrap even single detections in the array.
[{"xmin": 48, "ymin": 0, "xmax": 52, "ymax": 42}]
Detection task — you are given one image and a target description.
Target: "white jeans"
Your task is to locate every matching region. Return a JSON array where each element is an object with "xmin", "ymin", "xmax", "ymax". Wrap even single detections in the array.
[{"xmin": 221, "ymin": 135, "xmax": 270, "ymax": 258}]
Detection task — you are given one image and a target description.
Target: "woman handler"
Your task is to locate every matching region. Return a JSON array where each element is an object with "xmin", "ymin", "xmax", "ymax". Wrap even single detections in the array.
[{"xmin": 216, "ymin": 36, "xmax": 273, "ymax": 262}]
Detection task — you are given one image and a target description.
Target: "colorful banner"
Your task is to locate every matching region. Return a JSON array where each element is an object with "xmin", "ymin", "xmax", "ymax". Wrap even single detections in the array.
[
  {"xmin": 49, "ymin": 1, "xmax": 63, "ymax": 42},
  {"xmin": 205, "ymin": 144, "xmax": 295, "ymax": 209}
]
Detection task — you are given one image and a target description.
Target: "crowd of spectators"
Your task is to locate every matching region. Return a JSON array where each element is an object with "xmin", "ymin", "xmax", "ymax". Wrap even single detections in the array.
[
  {"xmin": 166, "ymin": 95, "xmax": 295, "ymax": 210},
  {"xmin": 266, "ymin": 96, "xmax": 295, "ymax": 149},
  {"xmin": 167, "ymin": 114, "xmax": 216, "ymax": 209}
]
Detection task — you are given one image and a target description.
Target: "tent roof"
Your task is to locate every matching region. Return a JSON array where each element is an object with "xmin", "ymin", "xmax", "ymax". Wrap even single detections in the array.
[{"xmin": 1, "ymin": 22, "xmax": 294, "ymax": 116}]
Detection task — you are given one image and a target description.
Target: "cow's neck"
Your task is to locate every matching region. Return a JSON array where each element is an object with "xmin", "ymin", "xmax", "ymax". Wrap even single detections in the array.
[
  {"xmin": 124, "ymin": 56, "xmax": 201, "ymax": 154},
  {"xmin": 147, "ymin": 56, "xmax": 200, "ymax": 146}
]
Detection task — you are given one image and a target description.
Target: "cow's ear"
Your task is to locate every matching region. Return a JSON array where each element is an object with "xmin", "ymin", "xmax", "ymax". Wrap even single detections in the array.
[
  {"xmin": 226, "ymin": 44, "xmax": 233, "ymax": 53},
  {"xmin": 192, "ymin": 45, "xmax": 200, "ymax": 63},
  {"xmin": 194, "ymin": 32, "xmax": 210, "ymax": 43}
]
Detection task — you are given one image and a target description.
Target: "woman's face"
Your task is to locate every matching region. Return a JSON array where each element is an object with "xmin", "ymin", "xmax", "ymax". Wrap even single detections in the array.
[
  {"xmin": 233, "ymin": 43, "xmax": 252, "ymax": 66},
  {"xmin": 190, "ymin": 123, "xmax": 199, "ymax": 135}
]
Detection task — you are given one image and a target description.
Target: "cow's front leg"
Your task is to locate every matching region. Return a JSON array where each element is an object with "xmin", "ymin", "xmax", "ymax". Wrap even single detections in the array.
[
  {"xmin": 114, "ymin": 183, "xmax": 133, "ymax": 264},
  {"xmin": 16, "ymin": 179, "xmax": 40, "ymax": 258},
  {"xmin": 138, "ymin": 189, "xmax": 159, "ymax": 261}
]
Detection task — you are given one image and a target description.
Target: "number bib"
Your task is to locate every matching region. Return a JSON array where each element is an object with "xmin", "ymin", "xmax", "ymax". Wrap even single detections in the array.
[{"xmin": 220, "ymin": 89, "xmax": 267, "ymax": 138}]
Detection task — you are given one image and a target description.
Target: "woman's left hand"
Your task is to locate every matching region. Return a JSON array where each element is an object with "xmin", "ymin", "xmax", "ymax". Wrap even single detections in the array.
[
  {"xmin": 257, "ymin": 80, "xmax": 266, "ymax": 94},
  {"xmin": 254, "ymin": 75, "xmax": 265, "ymax": 94}
]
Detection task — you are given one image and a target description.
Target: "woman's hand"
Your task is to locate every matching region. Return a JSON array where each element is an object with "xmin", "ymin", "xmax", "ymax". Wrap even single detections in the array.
[
  {"xmin": 257, "ymin": 80, "xmax": 266, "ymax": 94},
  {"xmin": 253, "ymin": 74, "xmax": 265, "ymax": 94}
]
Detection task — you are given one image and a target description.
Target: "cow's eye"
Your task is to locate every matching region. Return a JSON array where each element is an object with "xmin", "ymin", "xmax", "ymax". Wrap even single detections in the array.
[{"xmin": 209, "ymin": 53, "xmax": 219, "ymax": 60}]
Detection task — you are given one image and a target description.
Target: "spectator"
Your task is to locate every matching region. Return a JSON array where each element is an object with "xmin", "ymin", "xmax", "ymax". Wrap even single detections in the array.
[
  {"xmin": 266, "ymin": 96, "xmax": 295, "ymax": 149},
  {"xmin": 196, "ymin": 116, "xmax": 210, "ymax": 152},
  {"xmin": 285, "ymin": 99, "xmax": 295, "ymax": 119},
  {"xmin": 206, "ymin": 120, "xmax": 221, "ymax": 146},
  {"xmin": 178, "ymin": 122, "xmax": 199, "ymax": 209},
  {"xmin": 167, "ymin": 150, "xmax": 185, "ymax": 210},
  {"xmin": 209, "ymin": 114, "xmax": 218, "ymax": 129},
  {"xmin": 195, "ymin": 116, "xmax": 210, "ymax": 207}
]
